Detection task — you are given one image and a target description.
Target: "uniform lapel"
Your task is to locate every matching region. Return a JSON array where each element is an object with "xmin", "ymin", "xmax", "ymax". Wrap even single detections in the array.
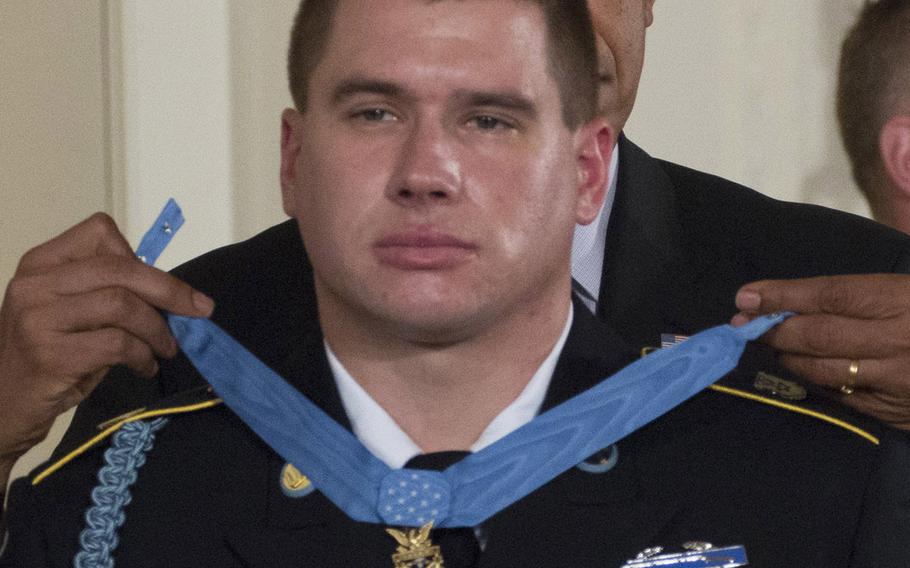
[
  {"xmin": 250, "ymin": 324, "xmax": 354, "ymax": 528},
  {"xmin": 222, "ymin": 327, "xmax": 376, "ymax": 566},
  {"xmin": 479, "ymin": 302, "xmax": 683, "ymax": 565},
  {"xmin": 598, "ymin": 137, "xmax": 719, "ymax": 349}
]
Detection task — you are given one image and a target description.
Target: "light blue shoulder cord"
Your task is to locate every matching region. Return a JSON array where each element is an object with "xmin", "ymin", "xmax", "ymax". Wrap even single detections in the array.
[
  {"xmin": 73, "ymin": 200, "xmax": 183, "ymax": 568},
  {"xmin": 74, "ymin": 419, "xmax": 169, "ymax": 568}
]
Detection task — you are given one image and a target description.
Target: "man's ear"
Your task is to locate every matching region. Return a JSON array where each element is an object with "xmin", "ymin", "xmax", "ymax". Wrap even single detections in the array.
[
  {"xmin": 280, "ymin": 108, "xmax": 305, "ymax": 216},
  {"xmin": 880, "ymin": 115, "xmax": 910, "ymax": 198},
  {"xmin": 574, "ymin": 117, "xmax": 614, "ymax": 225}
]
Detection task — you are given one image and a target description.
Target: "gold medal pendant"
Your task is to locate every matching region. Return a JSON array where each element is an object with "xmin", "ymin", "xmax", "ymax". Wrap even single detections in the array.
[{"xmin": 386, "ymin": 522, "xmax": 445, "ymax": 568}]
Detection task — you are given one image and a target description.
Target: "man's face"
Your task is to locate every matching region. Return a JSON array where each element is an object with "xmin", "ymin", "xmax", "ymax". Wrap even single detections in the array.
[
  {"xmin": 281, "ymin": 0, "xmax": 609, "ymax": 343},
  {"xmin": 586, "ymin": 0, "xmax": 655, "ymax": 132}
]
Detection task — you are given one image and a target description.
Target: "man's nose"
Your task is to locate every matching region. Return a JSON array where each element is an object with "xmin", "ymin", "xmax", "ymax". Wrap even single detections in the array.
[{"xmin": 387, "ymin": 120, "xmax": 461, "ymax": 207}]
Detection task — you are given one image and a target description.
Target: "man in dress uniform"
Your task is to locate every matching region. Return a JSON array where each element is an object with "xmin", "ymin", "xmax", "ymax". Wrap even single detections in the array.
[{"xmin": 2, "ymin": 1, "xmax": 909, "ymax": 567}]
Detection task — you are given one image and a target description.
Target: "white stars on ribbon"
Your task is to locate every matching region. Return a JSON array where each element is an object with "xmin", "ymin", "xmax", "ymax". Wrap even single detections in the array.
[{"xmin": 378, "ymin": 469, "xmax": 452, "ymax": 527}]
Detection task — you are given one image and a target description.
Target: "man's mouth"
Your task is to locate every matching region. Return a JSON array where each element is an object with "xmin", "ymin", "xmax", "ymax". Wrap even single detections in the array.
[{"xmin": 374, "ymin": 229, "xmax": 478, "ymax": 270}]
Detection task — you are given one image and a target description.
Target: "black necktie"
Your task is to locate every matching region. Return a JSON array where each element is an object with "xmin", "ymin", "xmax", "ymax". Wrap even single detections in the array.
[
  {"xmin": 403, "ymin": 452, "xmax": 482, "ymax": 568},
  {"xmin": 571, "ymin": 278, "xmax": 598, "ymax": 314}
]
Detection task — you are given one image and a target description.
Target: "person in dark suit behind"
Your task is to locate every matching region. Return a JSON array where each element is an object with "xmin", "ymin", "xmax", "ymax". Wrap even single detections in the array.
[
  {"xmin": 588, "ymin": 5, "xmax": 910, "ymax": 560},
  {"xmin": 838, "ymin": 0, "xmax": 910, "ymax": 235},
  {"xmin": 587, "ymin": 0, "xmax": 910, "ymax": 435},
  {"xmin": 2, "ymin": 1, "xmax": 910, "ymax": 566}
]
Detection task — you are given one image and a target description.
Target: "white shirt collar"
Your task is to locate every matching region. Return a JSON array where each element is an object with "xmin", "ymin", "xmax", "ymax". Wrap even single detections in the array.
[
  {"xmin": 328, "ymin": 306, "xmax": 574, "ymax": 468},
  {"xmin": 571, "ymin": 143, "xmax": 619, "ymax": 311}
]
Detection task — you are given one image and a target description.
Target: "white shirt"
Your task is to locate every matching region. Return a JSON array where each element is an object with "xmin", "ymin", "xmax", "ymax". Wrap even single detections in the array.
[{"xmin": 328, "ymin": 307, "xmax": 574, "ymax": 468}]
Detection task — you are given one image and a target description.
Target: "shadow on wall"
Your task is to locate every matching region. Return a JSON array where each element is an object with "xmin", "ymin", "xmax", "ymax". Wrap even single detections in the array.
[{"xmin": 801, "ymin": 0, "xmax": 871, "ymax": 217}]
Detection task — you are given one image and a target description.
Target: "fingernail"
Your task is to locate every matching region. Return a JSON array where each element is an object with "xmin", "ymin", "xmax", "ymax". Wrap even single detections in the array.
[
  {"xmin": 193, "ymin": 291, "xmax": 215, "ymax": 316},
  {"xmin": 730, "ymin": 313, "xmax": 749, "ymax": 327},
  {"xmin": 735, "ymin": 290, "xmax": 761, "ymax": 311}
]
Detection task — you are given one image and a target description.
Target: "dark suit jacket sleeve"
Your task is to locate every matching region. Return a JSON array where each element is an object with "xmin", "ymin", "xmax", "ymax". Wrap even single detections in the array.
[
  {"xmin": 851, "ymin": 428, "xmax": 910, "ymax": 567},
  {"xmin": 865, "ymin": 238, "xmax": 910, "ymax": 565}
]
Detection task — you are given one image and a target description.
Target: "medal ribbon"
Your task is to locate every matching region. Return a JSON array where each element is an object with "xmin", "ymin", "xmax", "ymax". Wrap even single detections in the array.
[
  {"xmin": 135, "ymin": 198, "xmax": 184, "ymax": 266},
  {"xmin": 169, "ymin": 314, "xmax": 786, "ymax": 528},
  {"xmin": 151, "ymin": 201, "xmax": 791, "ymax": 528}
]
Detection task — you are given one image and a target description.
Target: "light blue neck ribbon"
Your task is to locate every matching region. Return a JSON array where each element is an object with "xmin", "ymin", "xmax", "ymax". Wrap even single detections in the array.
[
  {"xmin": 168, "ymin": 284, "xmax": 788, "ymax": 530},
  {"xmin": 153, "ymin": 200, "xmax": 790, "ymax": 529}
]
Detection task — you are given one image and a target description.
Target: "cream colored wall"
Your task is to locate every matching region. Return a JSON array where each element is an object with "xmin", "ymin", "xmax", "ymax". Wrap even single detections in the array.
[
  {"xmin": 627, "ymin": 0, "xmax": 870, "ymax": 216},
  {"xmin": 2, "ymin": 1, "xmax": 875, "ymax": 485},
  {"xmin": 118, "ymin": 1, "xmax": 237, "ymax": 264},
  {"xmin": 2, "ymin": 1, "xmax": 112, "ymax": 485},
  {"xmin": 1, "ymin": 1, "xmax": 112, "ymax": 286},
  {"xmin": 228, "ymin": 0, "xmax": 300, "ymax": 240}
]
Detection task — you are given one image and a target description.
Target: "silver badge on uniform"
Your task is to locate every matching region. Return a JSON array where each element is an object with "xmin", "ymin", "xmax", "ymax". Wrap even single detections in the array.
[{"xmin": 622, "ymin": 542, "xmax": 748, "ymax": 567}]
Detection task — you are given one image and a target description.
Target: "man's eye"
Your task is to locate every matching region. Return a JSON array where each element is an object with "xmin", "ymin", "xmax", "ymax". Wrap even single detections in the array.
[
  {"xmin": 356, "ymin": 109, "xmax": 395, "ymax": 122},
  {"xmin": 472, "ymin": 115, "xmax": 507, "ymax": 131}
]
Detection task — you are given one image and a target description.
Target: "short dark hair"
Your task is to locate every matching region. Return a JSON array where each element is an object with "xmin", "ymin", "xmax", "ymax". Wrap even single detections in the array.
[
  {"xmin": 837, "ymin": 0, "xmax": 910, "ymax": 204},
  {"xmin": 288, "ymin": 0, "xmax": 599, "ymax": 129}
]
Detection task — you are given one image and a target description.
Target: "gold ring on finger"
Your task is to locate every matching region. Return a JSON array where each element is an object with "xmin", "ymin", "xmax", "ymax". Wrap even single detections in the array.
[{"xmin": 840, "ymin": 360, "xmax": 860, "ymax": 395}]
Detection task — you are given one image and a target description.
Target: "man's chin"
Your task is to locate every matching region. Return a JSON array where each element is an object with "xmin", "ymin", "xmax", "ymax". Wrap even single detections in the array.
[
  {"xmin": 388, "ymin": 312, "xmax": 483, "ymax": 346},
  {"xmin": 370, "ymin": 302, "xmax": 498, "ymax": 347}
]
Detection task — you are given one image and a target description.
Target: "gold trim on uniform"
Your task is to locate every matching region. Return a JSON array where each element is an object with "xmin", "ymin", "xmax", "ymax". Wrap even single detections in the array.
[
  {"xmin": 709, "ymin": 384, "xmax": 878, "ymax": 445},
  {"xmin": 96, "ymin": 407, "xmax": 148, "ymax": 430},
  {"xmin": 642, "ymin": 344, "xmax": 878, "ymax": 446},
  {"xmin": 640, "ymin": 346, "xmax": 659, "ymax": 357},
  {"xmin": 32, "ymin": 399, "xmax": 224, "ymax": 486}
]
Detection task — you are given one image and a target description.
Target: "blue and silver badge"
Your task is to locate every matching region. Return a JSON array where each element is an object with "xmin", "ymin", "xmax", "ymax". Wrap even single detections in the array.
[{"xmin": 622, "ymin": 542, "xmax": 748, "ymax": 567}]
